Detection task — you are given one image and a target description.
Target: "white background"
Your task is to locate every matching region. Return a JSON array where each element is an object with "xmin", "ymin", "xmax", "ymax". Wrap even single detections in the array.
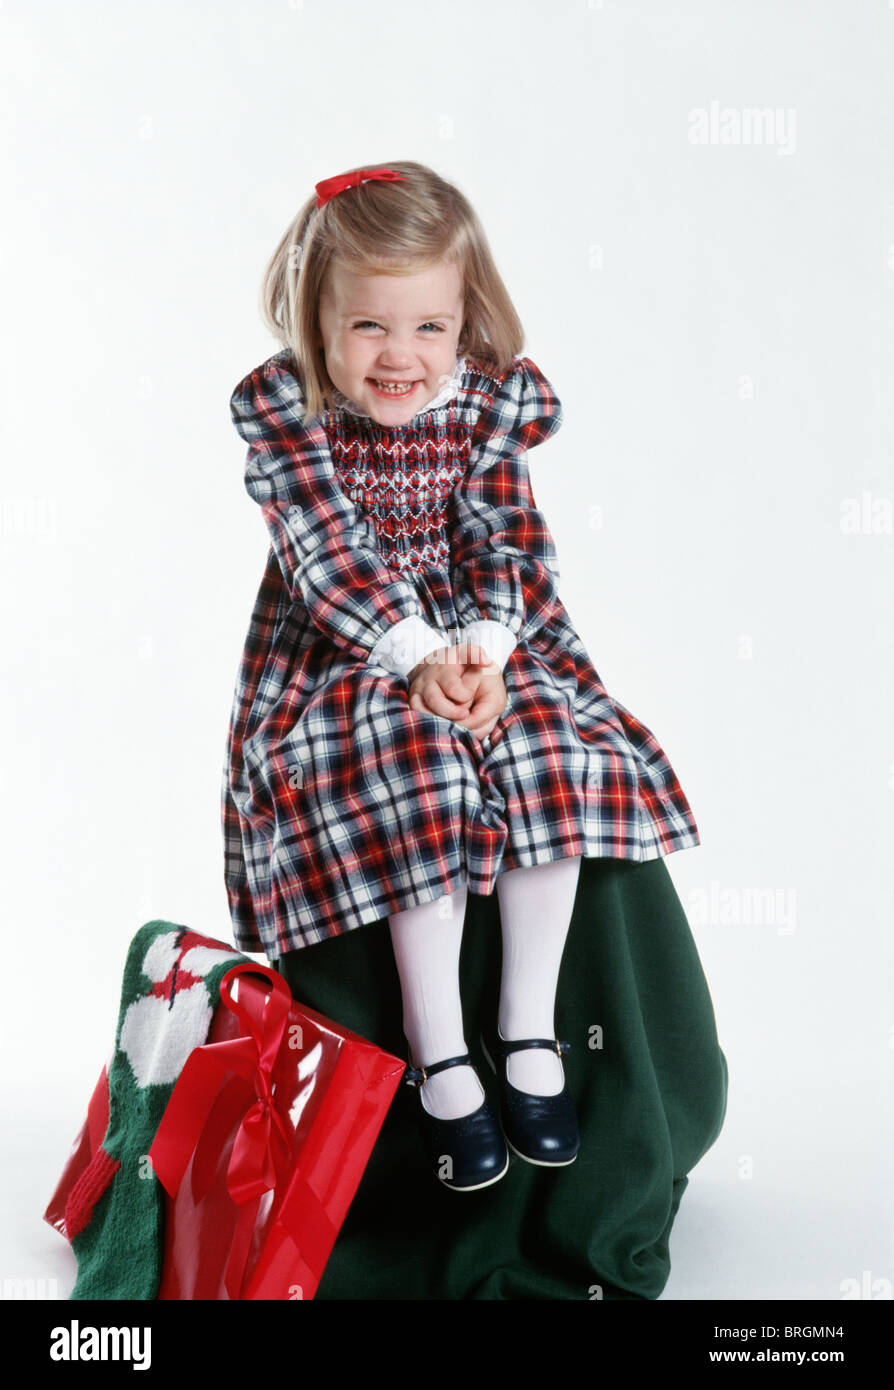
[{"xmin": 2, "ymin": 0, "xmax": 891, "ymax": 1303}]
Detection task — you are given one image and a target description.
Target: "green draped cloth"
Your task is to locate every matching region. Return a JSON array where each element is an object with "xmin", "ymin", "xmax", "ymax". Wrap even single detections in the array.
[{"xmin": 275, "ymin": 854, "xmax": 728, "ymax": 1300}]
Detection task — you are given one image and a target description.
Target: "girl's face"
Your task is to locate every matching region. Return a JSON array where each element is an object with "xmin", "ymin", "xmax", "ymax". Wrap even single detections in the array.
[{"xmin": 316, "ymin": 260, "xmax": 465, "ymax": 425}]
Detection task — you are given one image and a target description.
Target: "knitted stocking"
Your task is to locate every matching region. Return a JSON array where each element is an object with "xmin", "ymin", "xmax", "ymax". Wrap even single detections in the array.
[
  {"xmin": 65, "ymin": 920, "xmax": 249, "ymax": 1300},
  {"xmin": 387, "ymin": 882, "xmax": 486, "ymax": 1120},
  {"xmin": 496, "ymin": 855, "xmax": 583, "ymax": 1093}
]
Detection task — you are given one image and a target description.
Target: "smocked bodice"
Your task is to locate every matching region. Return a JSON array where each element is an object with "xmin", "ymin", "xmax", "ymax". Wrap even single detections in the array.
[{"xmin": 320, "ymin": 409, "xmax": 473, "ymax": 577}]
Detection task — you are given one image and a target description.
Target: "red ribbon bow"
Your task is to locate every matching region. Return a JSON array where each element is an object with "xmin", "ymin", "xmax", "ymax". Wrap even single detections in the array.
[
  {"xmin": 148, "ymin": 962, "xmax": 335, "ymax": 1299},
  {"xmin": 315, "ymin": 167, "xmax": 406, "ymax": 208}
]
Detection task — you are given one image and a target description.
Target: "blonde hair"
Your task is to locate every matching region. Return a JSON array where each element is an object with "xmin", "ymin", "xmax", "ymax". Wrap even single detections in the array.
[{"xmin": 258, "ymin": 160, "xmax": 525, "ymax": 421}]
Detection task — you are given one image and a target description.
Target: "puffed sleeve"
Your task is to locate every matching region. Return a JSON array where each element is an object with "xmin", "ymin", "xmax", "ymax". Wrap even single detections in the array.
[
  {"xmin": 448, "ymin": 356, "xmax": 564, "ymax": 668},
  {"xmin": 231, "ymin": 354, "xmax": 450, "ymax": 678}
]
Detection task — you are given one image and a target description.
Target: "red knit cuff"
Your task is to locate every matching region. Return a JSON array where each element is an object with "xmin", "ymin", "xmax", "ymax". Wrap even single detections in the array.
[{"xmin": 63, "ymin": 1145, "xmax": 121, "ymax": 1241}]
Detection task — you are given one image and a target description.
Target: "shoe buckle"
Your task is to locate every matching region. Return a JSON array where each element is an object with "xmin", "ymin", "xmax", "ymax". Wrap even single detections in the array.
[{"xmin": 404, "ymin": 1063, "xmax": 428, "ymax": 1088}]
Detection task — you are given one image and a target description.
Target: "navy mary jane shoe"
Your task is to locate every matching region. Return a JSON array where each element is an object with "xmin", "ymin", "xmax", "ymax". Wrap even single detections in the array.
[
  {"xmin": 404, "ymin": 1051, "xmax": 509, "ymax": 1192},
  {"xmin": 479, "ymin": 1027, "xmax": 581, "ymax": 1167}
]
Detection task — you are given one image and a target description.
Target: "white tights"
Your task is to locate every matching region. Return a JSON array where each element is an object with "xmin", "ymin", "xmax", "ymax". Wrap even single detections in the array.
[{"xmin": 387, "ymin": 856, "xmax": 583, "ymax": 1120}]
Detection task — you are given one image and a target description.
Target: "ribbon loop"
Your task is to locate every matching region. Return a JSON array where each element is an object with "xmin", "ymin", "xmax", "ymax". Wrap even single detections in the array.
[{"xmin": 315, "ymin": 167, "xmax": 406, "ymax": 208}]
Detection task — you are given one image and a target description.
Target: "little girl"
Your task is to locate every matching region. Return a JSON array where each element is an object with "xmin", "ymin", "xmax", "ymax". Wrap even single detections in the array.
[{"xmin": 222, "ymin": 161, "xmax": 701, "ymax": 1192}]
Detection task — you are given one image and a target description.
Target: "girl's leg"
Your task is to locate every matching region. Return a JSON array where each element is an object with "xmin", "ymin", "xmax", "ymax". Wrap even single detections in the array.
[
  {"xmin": 388, "ymin": 881, "xmax": 484, "ymax": 1121},
  {"xmin": 495, "ymin": 854, "xmax": 583, "ymax": 1095}
]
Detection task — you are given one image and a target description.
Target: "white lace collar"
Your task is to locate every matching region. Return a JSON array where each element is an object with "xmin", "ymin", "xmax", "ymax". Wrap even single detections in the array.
[{"xmin": 328, "ymin": 356, "xmax": 467, "ymax": 421}]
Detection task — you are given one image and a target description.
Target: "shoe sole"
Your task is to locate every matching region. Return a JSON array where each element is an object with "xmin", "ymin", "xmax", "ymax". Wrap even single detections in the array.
[
  {"xmin": 480, "ymin": 1035, "xmax": 580, "ymax": 1169},
  {"xmin": 505, "ymin": 1136, "xmax": 579, "ymax": 1167},
  {"xmin": 437, "ymin": 1153, "xmax": 511, "ymax": 1192}
]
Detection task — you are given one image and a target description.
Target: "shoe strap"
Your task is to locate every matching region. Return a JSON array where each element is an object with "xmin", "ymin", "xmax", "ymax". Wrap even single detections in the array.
[
  {"xmin": 493, "ymin": 1035, "xmax": 571, "ymax": 1058},
  {"xmin": 403, "ymin": 1051, "xmax": 474, "ymax": 1088}
]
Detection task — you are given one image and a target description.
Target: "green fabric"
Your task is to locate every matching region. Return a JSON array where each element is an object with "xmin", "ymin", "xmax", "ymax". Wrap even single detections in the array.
[
  {"xmin": 70, "ymin": 922, "xmax": 252, "ymax": 1300},
  {"xmin": 276, "ymin": 854, "xmax": 728, "ymax": 1301}
]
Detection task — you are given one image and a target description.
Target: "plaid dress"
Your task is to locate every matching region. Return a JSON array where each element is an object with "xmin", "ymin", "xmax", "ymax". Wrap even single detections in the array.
[{"xmin": 221, "ymin": 350, "xmax": 700, "ymax": 960}]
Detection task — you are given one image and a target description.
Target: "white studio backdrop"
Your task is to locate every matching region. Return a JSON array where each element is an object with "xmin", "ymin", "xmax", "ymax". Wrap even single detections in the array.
[{"xmin": 1, "ymin": 0, "xmax": 891, "ymax": 1302}]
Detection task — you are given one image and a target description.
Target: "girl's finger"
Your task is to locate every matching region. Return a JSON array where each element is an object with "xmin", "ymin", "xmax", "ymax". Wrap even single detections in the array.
[
  {"xmin": 441, "ymin": 675, "xmax": 475, "ymax": 705},
  {"xmin": 426, "ymin": 688, "xmax": 471, "ymax": 721}
]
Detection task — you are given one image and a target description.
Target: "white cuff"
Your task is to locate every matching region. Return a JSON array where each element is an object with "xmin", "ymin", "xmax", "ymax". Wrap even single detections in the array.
[
  {"xmin": 459, "ymin": 620, "xmax": 518, "ymax": 672},
  {"xmin": 368, "ymin": 615, "xmax": 448, "ymax": 679}
]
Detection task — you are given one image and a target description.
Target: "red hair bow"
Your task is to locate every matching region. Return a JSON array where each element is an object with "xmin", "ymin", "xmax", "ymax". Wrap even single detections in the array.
[{"xmin": 314, "ymin": 167, "xmax": 406, "ymax": 209}]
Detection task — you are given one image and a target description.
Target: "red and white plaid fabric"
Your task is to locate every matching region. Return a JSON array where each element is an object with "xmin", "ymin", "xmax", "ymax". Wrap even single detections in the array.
[{"xmin": 221, "ymin": 351, "xmax": 700, "ymax": 959}]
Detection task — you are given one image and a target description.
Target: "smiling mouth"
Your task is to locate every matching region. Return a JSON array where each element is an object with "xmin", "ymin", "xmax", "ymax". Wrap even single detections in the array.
[{"xmin": 369, "ymin": 378, "xmax": 420, "ymax": 396}]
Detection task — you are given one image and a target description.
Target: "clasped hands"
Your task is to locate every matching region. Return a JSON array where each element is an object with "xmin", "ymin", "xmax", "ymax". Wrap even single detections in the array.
[{"xmin": 406, "ymin": 642, "xmax": 507, "ymax": 741}]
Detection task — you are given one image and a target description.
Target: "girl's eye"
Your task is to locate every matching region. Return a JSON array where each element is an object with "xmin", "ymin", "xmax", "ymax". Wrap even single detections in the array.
[{"xmin": 351, "ymin": 321, "xmax": 444, "ymax": 332}]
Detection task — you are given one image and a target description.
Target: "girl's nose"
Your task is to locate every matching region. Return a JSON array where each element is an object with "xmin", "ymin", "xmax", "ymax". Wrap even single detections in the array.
[
  {"xmin": 376, "ymin": 340, "xmax": 417, "ymax": 364},
  {"xmin": 377, "ymin": 354, "xmax": 414, "ymax": 369}
]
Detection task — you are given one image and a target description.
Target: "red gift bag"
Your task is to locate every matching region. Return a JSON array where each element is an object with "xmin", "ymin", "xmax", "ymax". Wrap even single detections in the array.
[
  {"xmin": 44, "ymin": 1052, "xmax": 114, "ymax": 1241},
  {"xmin": 44, "ymin": 961, "xmax": 405, "ymax": 1300}
]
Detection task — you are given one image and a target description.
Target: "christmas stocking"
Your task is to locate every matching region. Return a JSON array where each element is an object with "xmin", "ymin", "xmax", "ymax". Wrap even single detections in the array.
[{"xmin": 65, "ymin": 919, "xmax": 253, "ymax": 1299}]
